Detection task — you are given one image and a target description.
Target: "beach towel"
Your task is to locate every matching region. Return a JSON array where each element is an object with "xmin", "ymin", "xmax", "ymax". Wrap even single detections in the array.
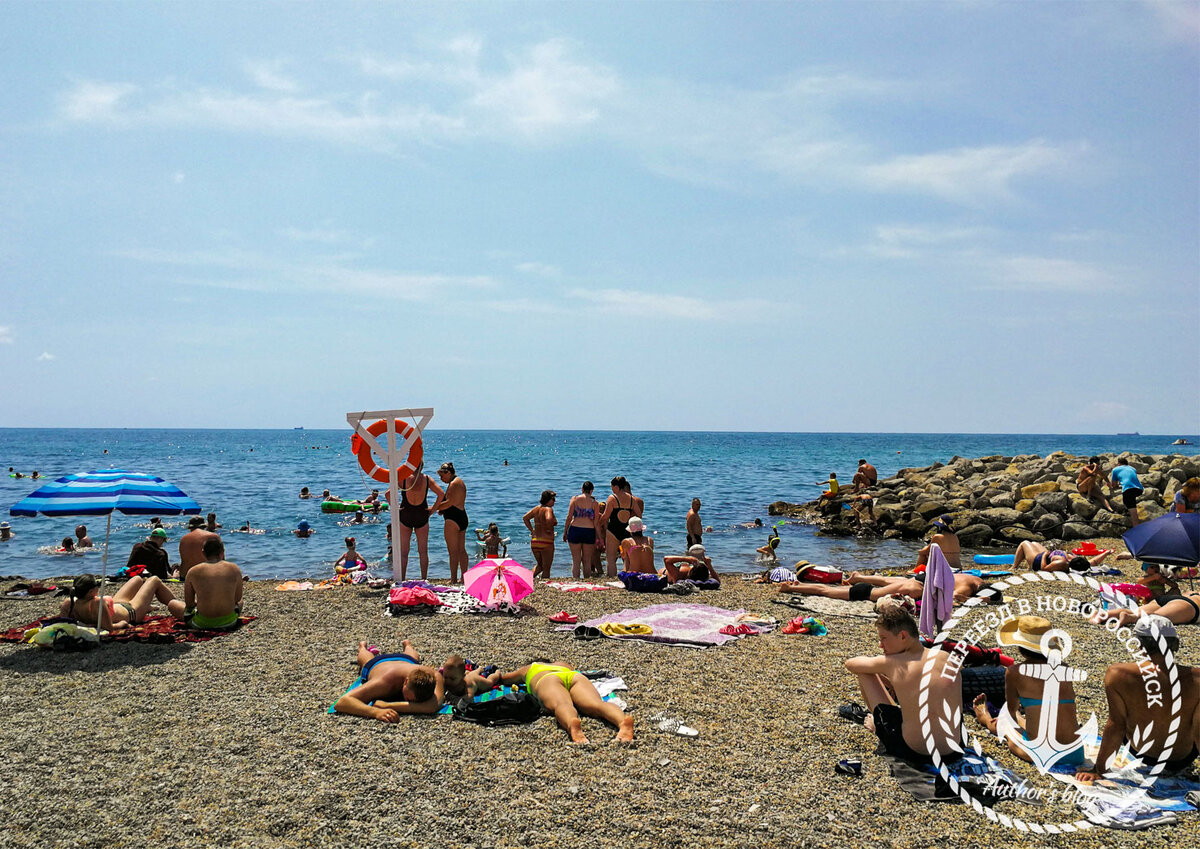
[
  {"xmin": 544, "ymin": 581, "xmax": 618, "ymax": 592},
  {"xmin": 565, "ymin": 603, "xmax": 753, "ymax": 648},
  {"xmin": 771, "ymin": 596, "xmax": 876, "ymax": 619},
  {"xmin": 920, "ymin": 543, "xmax": 955, "ymax": 640},
  {"xmin": 1046, "ymin": 736, "xmax": 1200, "ymax": 815},
  {"xmin": 881, "ymin": 749, "xmax": 1034, "ymax": 807},
  {"xmin": 1, "ymin": 614, "xmax": 254, "ymax": 645}
]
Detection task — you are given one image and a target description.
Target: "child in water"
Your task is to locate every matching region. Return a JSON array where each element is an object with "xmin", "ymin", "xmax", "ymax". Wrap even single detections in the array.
[{"xmin": 475, "ymin": 523, "xmax": 505, "ymax": 558}]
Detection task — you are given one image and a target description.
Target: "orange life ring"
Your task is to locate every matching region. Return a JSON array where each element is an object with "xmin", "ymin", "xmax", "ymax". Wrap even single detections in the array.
[{"xmin": 354, "ymin": 419, "xmax": 423, "ymax": 484}]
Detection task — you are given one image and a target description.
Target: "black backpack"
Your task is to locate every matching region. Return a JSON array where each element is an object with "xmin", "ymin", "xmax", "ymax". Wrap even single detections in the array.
[{"xmin": 452, "ymin": 692, "xmax": 542, "ymax": 727}]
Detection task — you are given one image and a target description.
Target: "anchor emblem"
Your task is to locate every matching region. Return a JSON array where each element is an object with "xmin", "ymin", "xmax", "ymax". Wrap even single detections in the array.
[{"xmin": 994, "ymin": 629, "xmax": 1099, "ymax": 773}]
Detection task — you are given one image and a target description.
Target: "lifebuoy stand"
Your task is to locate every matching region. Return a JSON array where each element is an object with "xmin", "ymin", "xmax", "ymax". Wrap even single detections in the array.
[{"xmin": 346, "ymin": 407, "xmax": 434, "ymax": 581}]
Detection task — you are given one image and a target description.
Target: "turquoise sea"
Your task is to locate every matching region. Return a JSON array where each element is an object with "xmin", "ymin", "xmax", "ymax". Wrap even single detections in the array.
[{"xmin": 1, "ymin": 429, "xmax": 1196, "ymax": 581}]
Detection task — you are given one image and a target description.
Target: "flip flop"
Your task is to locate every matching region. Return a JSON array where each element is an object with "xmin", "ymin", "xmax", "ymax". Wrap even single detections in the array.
[
  {"xmin": 835, "ymin": 758, "xmax": 863, "ymax": 776},
  {"xmin": 649, "ymin": 712, "xmax": 698, "ymax": 737},
  {"xmin": 838, "ymin": 702, "xmax": 869, "ymax": 725},
  {"xmin": 549, "ymin": 611, "xmax": 578, "ymax": 624},
  {"xmin": 572, "ymin": 624, "xmax": 603, "ymax": 640}
]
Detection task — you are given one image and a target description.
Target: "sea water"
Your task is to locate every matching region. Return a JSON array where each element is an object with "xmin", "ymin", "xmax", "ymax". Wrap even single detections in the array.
[{"xmin": 0, "ymin": 429, "xmax": 1194, "ymax": 581}]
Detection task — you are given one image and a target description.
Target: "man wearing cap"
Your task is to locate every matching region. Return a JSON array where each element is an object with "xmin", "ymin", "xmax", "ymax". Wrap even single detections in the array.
[
  {"xmin": 126, "ymin": 527, "xmax": 173, "ymax": 580},
  {"xmin": 1076, "ymin": 615, "xmax": 1200, "ymax": 782},
  {"xmin": 179, "ymin": 516, "xmax": 220, "ymax": 580},
  {"xmin": 917, "ymin": 516, "xmax": 960, "ymax": 570},
  {"xmin": 662, "ymin": 544, "xmax": 718, "ymax": 584}
]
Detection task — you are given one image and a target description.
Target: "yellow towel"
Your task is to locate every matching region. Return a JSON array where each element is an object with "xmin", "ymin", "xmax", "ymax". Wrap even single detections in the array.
[{"xmin": 599, "ymin": 622, "xmax": 653, "ymax": 637}]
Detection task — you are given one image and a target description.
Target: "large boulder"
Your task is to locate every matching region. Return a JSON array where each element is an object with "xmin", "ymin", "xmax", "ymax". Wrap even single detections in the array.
[
  {"xmin": 1034, "ymin": 490, "xmax": 1073, "ymax": 515},
  {"xmin": 914, "ymin": 500, "xmax": 948, "ymax": 520},
  {"xmin": 1020, "ymin": 481, "xmax": 1059, "ymax": 499},
  {"xmin": 997, "ymin": 525, "xmax": 1041, "ymax": 543},
  {"xmin": 1139, "ymin": 502, "xmax": 1167, "ymax": 522},
  {"xmin": 978, "ymin": 508, "xmax": 1023, "ymax": 529},
  {"xmin": 1068, "ymin": 495, "xmax": 1099, "ymax": 521},
  {"xmin": 990, "ymin": 493, "xmax": 1016, "ymax": 509},
  {"xmin": 957, "ymin": 523, "xmax": 995, "ymax": 546},
  {"xmin": 1060, "ymin": 522, "xmax": 1099, "ymax": 541},
  {"xmin": 1032, "ymin": 514, "xmax": 1063, "ymax": 534},
  {"xmin": 1015, "ymin": 498, "xmax": 1035, "ymax": 513}
]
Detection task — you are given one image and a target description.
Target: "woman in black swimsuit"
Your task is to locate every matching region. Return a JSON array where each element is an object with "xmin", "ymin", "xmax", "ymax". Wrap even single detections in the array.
[
  {"xmin": 432, "ymin": 462, "xmax": 469, "ymax": 584},
  {"xmin": 396, "ymin": 471, "xmax": 444, "ymax": 582},
  {"xmin": 599, "ymin": 476, "xmax": 642, "ymax": 579}
]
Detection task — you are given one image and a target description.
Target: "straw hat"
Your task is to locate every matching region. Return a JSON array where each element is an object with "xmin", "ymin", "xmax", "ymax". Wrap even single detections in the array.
[{"xmin": 996, "ymin": 615, "xmax": 1056, "ymax": 653}]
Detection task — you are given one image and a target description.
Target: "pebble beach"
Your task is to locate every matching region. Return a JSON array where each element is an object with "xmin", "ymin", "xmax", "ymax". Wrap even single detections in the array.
[{"xmin": 2, "ymin": 533, "xmax": 1197, "ymax": 849}]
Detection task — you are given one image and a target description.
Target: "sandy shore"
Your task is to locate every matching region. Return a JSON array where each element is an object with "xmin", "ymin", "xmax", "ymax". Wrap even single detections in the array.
[{"xmin": 1, "ymin": 538, "xmax": 1196, "ymax": 849}]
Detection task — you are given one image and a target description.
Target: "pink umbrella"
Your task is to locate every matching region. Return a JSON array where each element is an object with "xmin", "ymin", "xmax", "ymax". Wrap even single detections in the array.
[{"xmin": 463, "ymin": 558, "xmax": 535, "ymax": 606}]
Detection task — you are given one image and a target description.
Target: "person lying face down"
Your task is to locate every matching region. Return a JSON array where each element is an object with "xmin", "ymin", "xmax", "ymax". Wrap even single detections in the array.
[
  {"xmin": 334, "ymin": 639, "xmax": 443, "ymax": 722},
  {"xmin": 661, "ymin": 545, "xmax": 719, "ymax": 583},
  {"xmin": 780, "ymin": 570, "xmax": 986, "ymax": 605},
  {"xmin": 495, "ymin": 660, "xmax": 634, "ymax": 745},
  {"xmin": 439, "ymin": 654, "xmax": 500, "ymax": 703}
]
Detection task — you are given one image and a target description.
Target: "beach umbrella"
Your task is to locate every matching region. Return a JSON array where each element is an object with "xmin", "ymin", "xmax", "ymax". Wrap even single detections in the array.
[
  {"xmin": 463, "ymin": 558, "xmax": 535, "ymax": 607},
  {"xmin": 9, "ymin": 470, "xmax": 201, "ymax": 636},
  {"xmin": 1122, "ymin": 512, "xmax": 1200, "ymax": 568}
]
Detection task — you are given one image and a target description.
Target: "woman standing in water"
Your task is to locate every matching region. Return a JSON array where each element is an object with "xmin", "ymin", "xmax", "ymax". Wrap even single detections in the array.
[
  {"xmin": 432, "ymin": 462, "xmax": 469, "ymax": 583},
  {"xmin": 599, "ymin": 476, "xmax": 641, "ymax": 578},
  {"xmin": 524, "ymin": 490, "xmax": 558, "ymax": 580},
  {"xmin": 562, "ymin": 481, "xmax": 601, "ymax": 579}
]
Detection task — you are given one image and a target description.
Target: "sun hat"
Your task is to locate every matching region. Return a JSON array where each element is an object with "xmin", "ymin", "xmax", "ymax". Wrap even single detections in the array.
[
  {"xmin": 688, "ymin": 543, "xmax": 706, "ymax": 557},
  {"xmin": 150, "ymin": 528, "xmax": 168, "ymax": 540},
  {"xmin": 1132, "ymin": 614, "xmax": 1177, "ymax": 641},
  {"xmin": 627, "ymin": 516, "xmax": 645, "ymax": 533},
  {"xmin": 297, "ymin": 520, "xmax": 310, "ymax": 531},
  {"xmin": 996, "ymin": 615, "xmax": 1056, "ymax": 653},
  {"xmin": 0, "ymin": 521, "xmax": 9, "ymax": 530},
  {"xmin": 931, "ymin": 515, "xmax": 953, "ymax": 530}
]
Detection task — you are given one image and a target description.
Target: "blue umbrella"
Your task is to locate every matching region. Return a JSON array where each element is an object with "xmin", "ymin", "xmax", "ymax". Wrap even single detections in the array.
[
  {"xmin": 9, "ymin": 470, "xmax": 200, "ymax": 638},
  {"xmin": 1122, "ymin": 511, "xmax": 1200, "ymax": 568}
]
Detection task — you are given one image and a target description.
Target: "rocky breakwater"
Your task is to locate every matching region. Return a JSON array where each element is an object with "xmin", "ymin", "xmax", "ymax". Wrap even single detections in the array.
[{"xmin": 770, "ymin": 452, "xmax": 1199, "ymax": 547}]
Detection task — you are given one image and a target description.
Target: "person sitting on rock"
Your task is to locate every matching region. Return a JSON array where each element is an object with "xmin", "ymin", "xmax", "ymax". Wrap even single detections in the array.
[
  {"xmin": 1076, "ymin": 457, "xmax": 1113, "ymax": 510},
  {"xmin": 816, "ymin": 472, "xmax": 840, "ymax": 501},
  {"xmin": 916, "ymin": 516, "xmax": 960, "ymax": 570},
  {"xmin": 852, "ymin": 459, "xmax": 878, "ymax": 493},
  {"xmin": 1075, "ymin": 616, "xmax": 1200, "ymax": 782}
]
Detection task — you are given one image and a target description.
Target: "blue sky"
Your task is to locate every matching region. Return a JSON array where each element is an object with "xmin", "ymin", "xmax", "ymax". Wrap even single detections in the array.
[{"xmin": 1, "ymin": 1, "xmax": 1197, "ymax": 433}]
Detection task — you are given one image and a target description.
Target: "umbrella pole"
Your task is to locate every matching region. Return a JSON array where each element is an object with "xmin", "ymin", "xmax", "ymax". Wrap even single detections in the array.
[{"xmin": 98, "ymin": 512, "xmax": 112, "ymax": 644}]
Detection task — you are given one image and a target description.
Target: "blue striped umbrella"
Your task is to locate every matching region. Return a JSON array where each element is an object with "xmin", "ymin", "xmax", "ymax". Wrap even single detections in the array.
[
  {"xmin": 9, "ymin": 469, "xmax": 200, "ymax": 517},
  {"xmin": 8, "ymin": 470, "xmax": 200, "ymax": 639}
]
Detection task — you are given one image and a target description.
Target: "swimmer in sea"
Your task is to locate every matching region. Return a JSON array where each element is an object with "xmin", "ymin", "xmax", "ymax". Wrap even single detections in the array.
[
  {"xmin": 300, "ymin": 487, "xmax": 312, "ymax": 499},
  {"xmin": 0, "ymin": 522, "xmax": 12, "ymax": 541}
]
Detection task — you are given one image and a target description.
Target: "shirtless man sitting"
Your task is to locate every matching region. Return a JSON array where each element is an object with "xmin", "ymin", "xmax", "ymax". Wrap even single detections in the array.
[
  {"xmin": 917, "ymin": 516, "xmax": 960, "ymax": 570},
  {"xmin": 852, "ymin": 459, "xmax": 878, "ymax": 493},
  {"xmin": 334, "ymin": 639, "xmax": 443, "ymax": 722},
  {"xmin": 1076, "ymin": 457, "xmax": 1112, "ymax": 510},
  {"xmin": 662, "ymin": 544, "xmax": 719, "ymax": 583},
  {"xmin": 183, "ymin": 537, "xmax": 243, "ymax": 630},
  {"xmin": 844, "ymin": 606, "xmax": 964, "ymax": 763},
  {"xmin": 1076, "ymin": 616, "xmax": 1200, "ymax": 782},
  {"xmin": 179, "ymin": 516, "xmax": 219, "ymax": 579}
]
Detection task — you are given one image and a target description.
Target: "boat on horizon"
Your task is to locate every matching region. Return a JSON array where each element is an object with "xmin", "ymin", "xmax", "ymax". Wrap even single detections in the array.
[{"xmin": 1116, "ymin": 431, "xmax": 1140, "ymax": 436}]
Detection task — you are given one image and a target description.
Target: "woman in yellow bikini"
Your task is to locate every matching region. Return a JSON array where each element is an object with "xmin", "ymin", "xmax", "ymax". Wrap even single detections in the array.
[
  {"xmin": 498, "ymin": 660, "xmax": 634, "ymax": 744},
  {"xmin": 523, "ymin": 490, "xmax": 557, "ymax": 580}
]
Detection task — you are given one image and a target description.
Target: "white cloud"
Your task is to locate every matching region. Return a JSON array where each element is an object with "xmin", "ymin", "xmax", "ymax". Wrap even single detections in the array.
[
  {"xmin": 113, "ymin": 246, "xmax": 493, "ymax": 301},
  {"xmin": 245, "ymin": 60, "xmax": 300, "ymax": 93},
  {"xmin": 869, "ymin": 224, "xmax": 995, "ymax": 258},
  {"xmin": 988, "ymin": 255, "xmax": 1115, "ymax": 292},
  {"xmin": 172, "ymin": 171, "xmax": 185, "ymax": 184},
  {"xmin": 277, "ymin": 226, "xmax": 373, "ymax": 248},
  {"xmin": 567, "ymin": 288, "xmax": 761, "ymax": 321},
  {"xmin": 37, "ymin": 352, "xmax": 55, "ymax": 361},
  {"xmin": 861, "ymin": 141, "xmax": 1084, "ymax": 204},
  {"xmin": 1143, "ymin": 0, "xmax": 1200, "ymax": 41},
  {"xmin": 0, "ymin": 326, "xmax": 12, "ymax": 344},
  {"xmin": 58, "ymin": 81, "xmax": 137, "ymax": 122},
  {"xmin": 515, "ymin": 262, "xmax": 560, "ymax": 277}
]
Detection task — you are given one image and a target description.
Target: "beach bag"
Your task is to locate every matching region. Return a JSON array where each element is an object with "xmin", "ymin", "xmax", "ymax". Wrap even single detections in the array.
[
  {"xmin": 796, "ymin": 565, "xmax": 843, "ymax": 584},
  {"xmin": 452, "ymin": 692, "xmax": 541, "ymax": 727}
]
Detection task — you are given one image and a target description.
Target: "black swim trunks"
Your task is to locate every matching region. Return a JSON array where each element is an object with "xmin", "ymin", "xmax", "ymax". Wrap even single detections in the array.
[
  {"xmin": 849, "ymin": 582, "xmax": 872, "ymax": 602},
  {"xmin": 566, "ymin": 526, "xmax": 596, "ymax": 545},
  {"xmin": 1155, "ymin": 593, "xmax": 1200, "ymax": 625},
  {"xmin": 686, "ymin": 532, "xmax": 703, "ymax": 548},
  {"xmin": 872, "ymin": 704, "xmax": 933, "ymax": 764},
  {"xmin": 440, "ymin": 505, "xmax": 468, "ymax": 531},
  {"xmin": 1122, "ymin": 488, "xmax": 1144, "ymax": 510}
]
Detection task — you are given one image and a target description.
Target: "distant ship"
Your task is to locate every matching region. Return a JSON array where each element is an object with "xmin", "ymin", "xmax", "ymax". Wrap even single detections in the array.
[
  {"xmin": 293, "ymin": 427, "xmax": 304, "ymax": 430},
  {"xmin": 1116, "ymin": 432, "xmax": 1140, "ymax": 436}
]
